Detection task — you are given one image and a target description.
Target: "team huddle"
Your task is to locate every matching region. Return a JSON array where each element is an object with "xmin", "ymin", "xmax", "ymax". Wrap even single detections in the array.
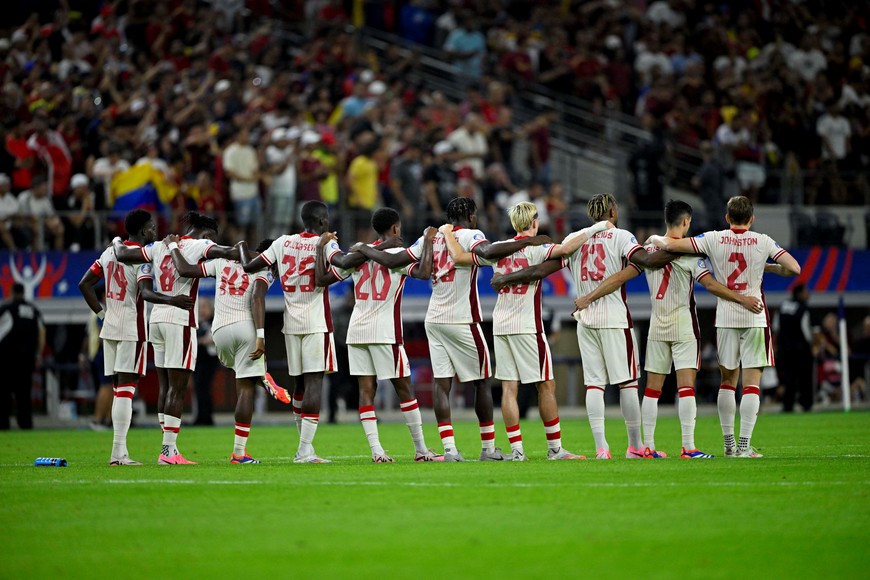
[{"xmin": 78, "ymin": 192, "xmax": 800, "ymax": 465}]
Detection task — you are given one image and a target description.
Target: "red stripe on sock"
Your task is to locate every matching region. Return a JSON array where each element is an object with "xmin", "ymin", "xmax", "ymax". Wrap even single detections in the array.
[
  {"xmin": 644, "ymin": 388, "xmax": 661, "ymax": 398},
  {"xmin": 587, "ymin": 385, "xmax": 605, "ymax": 391},
  {"xmin": 720, "ymin": 384, "xmax": 737, "ymax": 392},
  {"xmin": 546, "ymin": 431, "xmax": 561, "ymax": 440},
  {"xmin": 234, "ymin": 429, "xmax": 249, "ymax": 437},
  {"xmin": 621, "ymin": 383, "xmax": 638, "ymax": 390},
  {"xmin": 479, "ymin": 421, "xmax": 494, "ymax": 428},
  {"xmin": 508, "ymin": 434, "xmax": 523, "ymax": 443},
  {"xmin": 114, "ymin": 391, "xmax": 134, "ymax": 399},
  {"xmin": 164, "ymin": 426, "xmax": 180, "ymax": 433},
  {"xmin": 358, "ymin": 405, "xmax": 375, "ymax": 413},
  {"xmin": 235, "ymin": 423, "xmax": 251, "ymax": 429},
  {"xmin": 300, "ymin": 414, "xmax": 319, "ymax": 420},
  {"xmin": 400, "ymin": 400, "xmax": 419, "ymax": 411},
  {"xmin": 439, "ymin": 430, "xmax": 454, "ymax": 439},
  {"xmin": 743, "ymin": 385, "xmax": 761, "ymax": 396},
  {"xmin": 678, "ymin": 387, "xmax": 696, "ymax": 398},
  {"xmin": 543, "ymin": 417, "xmax": 560, "ymax": 427},
  {"xmin": 480, "ymin": 432, "xmax": 496, "ymax": 440}
]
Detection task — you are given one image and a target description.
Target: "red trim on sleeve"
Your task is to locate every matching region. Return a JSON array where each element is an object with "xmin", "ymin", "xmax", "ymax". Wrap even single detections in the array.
[
  {"xmin": 329, "ymin": 266, "xmax": 346, "ymax": 281},
  {"xmin": 406, "ymin": 263, "xmax": 418, "ymax": 277},
  {"xmin": 89, "ymin": 262, "xmax": 103, "ymax": 275},
  {"xmin": 628, "ymin": 262, "xmax": 642, "ymax": 273},
  {"xmin": 203, "ymin": 243, "xmax": 218, "ymax": 259},
  {"xmin": 625, "ymin": 245, "xmax": 642, "ymax": 261},
  {"xmin": 259, "ymin": 252, "xmax": 273, "ymax": 266},
  {"xmin": 690, "ymin": 237, "xmax": 700, "ymax": 253},
  {"xmin": 327, "ymin": 249, "xmax": 341, "ymax": 264},
  {"xmin": 544, "ymin": 245, "xmax": 557, "ymax": 260},
  {"xmin": 254, "ymin": 275, "xmax": 269, "ymax": 285},
  {"xmin": 200, "ymin": 262, "xmax": 208, "ymax": 277},
  {"xmin": 469, "ymin": 238, "xmax": 488, "ymax": 251},
  {"xmin": 405, "ymin": 247, "xmax": 418, "ymax": 261},
  {"xmin": 695, "ymin": 270, "xmax": 712, "ymax": 283},
  {"xmin": 140, "ymin": 247, "xmax": 149, "ymax": 262},
  {"xmin": 773, "ymin": 249, "xmax": 787, "ymax": 261},
  {"xmin": 137, "ymin": 274, "xmax": 150, "ymax": 282}
]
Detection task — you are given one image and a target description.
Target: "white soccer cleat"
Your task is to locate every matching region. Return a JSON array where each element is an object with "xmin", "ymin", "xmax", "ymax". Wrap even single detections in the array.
[
  {"xmin": 547, "ymin": 448, "xmax": 585, "ymax": 460},
  {"xmin": 109, "ymin": 455, "xmax": 143, "ymax": 466},
  {"xmin": 294, "ymin": 453, "xmax": 332, "ymax": 464},
  {"xmin": 724, "ymin": 446, "xmax": 737, "ymax": 457},
  {"xmin": 511, "ymin": 449, "xmax": 528, "ymax": 461},
  {"xmin": 735, "ymin": 447, "xmax": 764, "ymax": 458},
  {"xmin": 371, "ymin": 452, "xmax": 395, "ymax": 463}
]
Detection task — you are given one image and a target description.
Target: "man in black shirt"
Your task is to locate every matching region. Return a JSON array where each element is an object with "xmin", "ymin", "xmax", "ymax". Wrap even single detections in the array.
[
  {"xmin": 0, "ymin": 283, "xmax": 45, "ymax": 429},
  {"xmin": 775, "ymin": 284, "xmax": 813, "ymax": 412}
]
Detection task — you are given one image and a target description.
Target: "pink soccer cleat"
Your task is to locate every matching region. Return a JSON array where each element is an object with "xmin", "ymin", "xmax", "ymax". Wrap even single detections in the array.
[
  {"xmin": 157, "ymin": 453, "xmax": 198, "ymax": 465},
  {"xmin": 414, "ymin": 450, "xmax": 445, "ymax": 462},
  {"xmin": 643, "ymin": 447, "xmax": 668, "ymax": 459},
  {"xmin": 596, "ymin": 448, "xmax": 612, "ymax": 459},
  {"xmin": 625, "ymin": 446, "xmax": 644, "ymax": 459},
  {"xmin": 261, "ymin": 373, "xmax": 291, "ymax": 404}
]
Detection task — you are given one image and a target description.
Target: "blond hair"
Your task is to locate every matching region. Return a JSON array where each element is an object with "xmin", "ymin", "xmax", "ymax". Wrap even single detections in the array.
[
  {"xmin": 509, "ymin": 201, "xmax": 538, "ymax": 233},
  {"xmin": 587, "ymin": 193, "xmax": 617, "ymax": 221}
]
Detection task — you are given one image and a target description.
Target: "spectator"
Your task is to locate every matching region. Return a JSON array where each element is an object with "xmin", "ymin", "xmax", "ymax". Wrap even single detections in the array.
[
  {"xmin": 296, "ymin": 130, "xmax": 326, "ymax": 205},
  {"xmin": 0, "ymin": 174, "xmax": 19, "ymax": 248},
  {"xmin": 422, "ymin": 140, "xmax": 457, "ymax": 218},
  {"xmin": 447, "ymin": 112, "xmax": 488, "ymax": 181},
  {"xmin": 89, "ymin": 142, "xmax": 130, "ymax": 206},
  {"xmin": 5, "ymin": 122, "xmax": 35, "ymax": 193},
  {"xmin": 221, "ymin": 127, "xmax": 261, "ymax": 242},
  {"xmin": 628, "ymin": 114, "xmax": 667, "ymax": 239},
  {"xmin": 0, "ymin": 283, "xmax": 45, "ymax": 430},
  {"xmin": 17, "ymin": 175, "xmax": 64, "ymax": 250},
  {"xmin": 816, "ymin": 103, "xmax": 852, "ymax": 204},
  {"xmin": 693, "ymin": 141, "xmax": 728, "ymax": 230},
  {"xmin": 775, "ymin": 284, "xmax": 814, "ymax": 413},
  {"xmin": 443, "ymin": 13, "xmax": 486, "ymax": 79},
  {"xmin": 347, "ymin": 133, "xmax": 381, "ymax": 241},
  {"xmin": 264, "ymin": 127, "xmax": 298, "ymax": 237},
  {"xmin": 389, "ymin": 140, "xmax": 424, "ymax": 229},
  {"xmin": 27, "ymin": 113, "xmax": 72, "ymax": 205},
  {"xmin": 312, "ymin": 132, "xmax": 340, "ymax": 213},
  {"xmin": 63, "ymin": 173, "xmax": 96, "ymax": 251}
]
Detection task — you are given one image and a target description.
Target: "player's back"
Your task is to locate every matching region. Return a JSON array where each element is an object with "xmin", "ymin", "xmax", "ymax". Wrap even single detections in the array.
[
  {"xmin": 91, "ymin": 244, "xmax": 149, "ymax": 342},
  {"xmin": 425, "ymin": 228, "xmax": 488, "ymax": 325},
  {"xmin": 643, "ymin": 246, "xmax": 710, "ymax": 342},
  {"xmin": 565, "ymin": 227, "xmax": 642, "ymax": 329},
  {"xmin": 205, "ymin": 258, "xmax": 272, "ymax": 332},
  {"xmin": 335, "ymin": 245, "xmax": 416, "ymax": 345},
  {"xmin": 690, "ymin": 228, "xmax": 784, "ymax": 328},
  {"xmin": 491, "ymin": 241, "xmax": 556, "ymax": 335},
  {"xmin": 147, "ymin": 237, "xmax": 214, "ymax": 328},
  {"xmin": 261, "ymin": 233, "xmax": 332, "ymax": 335}
]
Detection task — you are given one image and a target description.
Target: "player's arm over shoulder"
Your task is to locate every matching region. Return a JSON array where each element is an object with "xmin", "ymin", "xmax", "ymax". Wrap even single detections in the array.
[{"xmin": 764, "ymin": 237, "xmax": 801, "ymax": 276}]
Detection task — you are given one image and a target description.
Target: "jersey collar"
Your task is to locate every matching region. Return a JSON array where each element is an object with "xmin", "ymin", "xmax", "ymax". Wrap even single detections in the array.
[
  {"xmin": 514, "ymin": 234, "xmax": 529, "ymax": 240},
  {"xmin": 180, "ymin": 235, "xmax": 193, "ymax": 240},
  {"xmin": 122, "ymin": 240, "xmax": 143, "ymax": 247},
  {"xmin": 730, "ymin": 228, "xmax": 748, "ymax": 234},
  {"xmin": 299, "ymin": 232, "xmax": 319, "ymax": 238}
]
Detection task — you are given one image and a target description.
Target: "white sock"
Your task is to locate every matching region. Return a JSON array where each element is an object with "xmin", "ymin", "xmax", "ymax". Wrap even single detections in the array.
[
  {"xmin": 297, "ymin": 414, "xmax": 319, "ymax": 457},
  {"xmin": 738, "ymin": 386, "xmax": 761, "ymax": 451},
  {"xmin": 111, "ymin": 384, "xmax": 135, "ymax": 458},
  {"xmin": 438, "ymin": 422, "xmax": 456, "ymax": 453},
  {"xmin": 400, "ymin": 399, "xmax": 427, "ymax": 454},
  {"xmin": 544, "ymin": 417, "xmax": 561, "ymax": 451},
  {"xmin": 162, "ymin": 415, "xmax": 181, "ymax": 456},
  {"xmin": 642, "ymin": 388, "xmax": 660, "ymax": 450},
  {"xmin": 292, "ymin": 394, "xmax": 303, "ymax": 436},
  {"xmin": 158, "ymin": 412, "xmax": 165, "ymax": 432},
  {"xmin": 620, "ymin": 384, "xmax": 642, "ymax": 450},
  {"xmin": 479, "ymin": 421, "xmax": 495, "ymax": 451},
  {"xmin": 718, "ymin": 384, "xmax": 737, "ymax": 447},
  {"xmin": 506, "ymin": 424, "xmax": 523, "ymax": 453},
  {"xmin": 233, "ymin": 422, "xmax": 250, "ymax": 457},
  {"xmin": 359, "ymin": 406, "xmax": 385, "ymax": 455},
  {"xmin": 678, "ymin": 387, "xmax": 697, "ymax": 450},
  {"xmin": 586, "ymin": 386, "xmax": 608, "ymax": 450}
]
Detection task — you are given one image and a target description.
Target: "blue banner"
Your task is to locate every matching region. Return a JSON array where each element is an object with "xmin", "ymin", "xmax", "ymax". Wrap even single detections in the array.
[{"xmin": 1, "ymin": 247, "xmax": 867, "ymax": 302}]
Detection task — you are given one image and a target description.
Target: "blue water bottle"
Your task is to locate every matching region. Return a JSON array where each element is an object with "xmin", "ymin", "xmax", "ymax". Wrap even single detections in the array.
[{"xmin": 34, "ymin": 457, "xmax": 68, "ymax": 467}]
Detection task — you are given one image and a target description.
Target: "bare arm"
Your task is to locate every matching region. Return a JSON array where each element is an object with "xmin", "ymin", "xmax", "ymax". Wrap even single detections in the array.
[
  {"xmin": 137, "ymin": 278, "xmax": 195, "ymax": 310},
  {"xmin": 765, "ymin": 251, "xmax": 801, "ymax": 277},
  {"xmin": 240, "ymin": 249, "xmax": 270, "ymax": 274},
  {"xmin": 411, "ymin": 227, "xmax": 437, "ymax": 280},
  {"xmin": 490, "ymin": 259, "xmax": 564, "ymax": 292},
  {"xmin": 113, "ymin": 239, "xmax": 148, "ymax": 263},
  {"xmin": 549, "ymin": 221, "xmax": 613, "ymax": 258},
  {"xmin": 315, "ymin": 233, "xmax": 341, "ymax": 287},
  {"xmin": 647, "ymin": 235, "xmax": 696, "ymax": 254},
  {"xmin": 169, "ymin": 245, "xmax": 206, "ymax": 278},
  {"xmin": 473, "ymin": 235, "xmax": 552, "ymax": 260},
  {"xmin": 699, "ymin": 274, "xmax": 764, "ymax": 313},
  {"xmin": 204, "ymin": 243, "xmax": 241, "ymax": 261},
  {"xmin": 77, "ymin": 269, "xmax": 104, "ymax": 316},
  {"xmin": 354, "ymin": 244, "xmax": 415, "ymax": 269},
  {"xmin": 629, "ymin": 246, "xmax": 678, "ymax": 269},
  {"xmin": 574, "ymin": 265, "xmax": 641, "ymax": 311},
  {"xmin": 249, "ymin": 278, "xmax": 268, "ymax": 360},
  {"xmin": 439, "ymin": 224, "xmax": 474, "ymax": 266}
]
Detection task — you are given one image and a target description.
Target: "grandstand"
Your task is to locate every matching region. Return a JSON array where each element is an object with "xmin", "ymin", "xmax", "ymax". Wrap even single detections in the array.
[{"xmin": 1, "ymin": 1, "xmax": 869, "ymax": 576}]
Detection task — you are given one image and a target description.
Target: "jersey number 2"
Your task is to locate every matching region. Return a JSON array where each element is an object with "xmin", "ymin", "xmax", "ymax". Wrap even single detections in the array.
[{"xmin": 727, "ymin": 253, "xmax": 748, "ymax": 291}]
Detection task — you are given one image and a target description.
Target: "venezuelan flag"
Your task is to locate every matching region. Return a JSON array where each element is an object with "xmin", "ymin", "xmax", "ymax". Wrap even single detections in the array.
[{"xmin": 109, "ymin": 164, "xmax": 177, "ymax": 214}]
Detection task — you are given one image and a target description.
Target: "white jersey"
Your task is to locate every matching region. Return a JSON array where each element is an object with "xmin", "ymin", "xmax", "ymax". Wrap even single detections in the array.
[
  {"xmin": 642, "ymin": 245, "xmax": 711, "ymax": 342},
  {"xmin": 202, "ymin": 258, "xmax": 274, "ymax": 332},
  {"xmin": 564, "ymin": 227, "xmax": 643, "ymax": 329},
  {"xmin": 690, "ymin": 228, "xmax": 785, "ymax": 328},
  {"xmin": 89, "ymin": 243, "xmax": 151, "ymax": 342},
  {"xmin": 329, "ymin": 242, "xmax": 419, "ymax": 345},
  {"xmin": 424, "ymin": 227, "xmax": 488, "ymax": 325},
  {"xmin": 260, "ymin": 233, "xmax": 332, "ymax": 335},
  {"xmin": 490, "ymin": 240, "xmax": 557, "ymax": 335},
  {"xmin": 142, "ymin": 237, "xmax": 216, "ymax": 328}
]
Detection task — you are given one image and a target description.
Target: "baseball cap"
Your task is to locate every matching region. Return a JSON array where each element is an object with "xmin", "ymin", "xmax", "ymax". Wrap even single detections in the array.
[{"xmin": 71, "ymin": 174, "xmax": 89, "ymax": 188}]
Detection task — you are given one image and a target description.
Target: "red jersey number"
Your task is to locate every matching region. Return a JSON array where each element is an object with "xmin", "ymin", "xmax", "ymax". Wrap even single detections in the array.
[
  {"xmin": 355, "ymin": 263, "xmax": 392, "ymax": 301},
  {"xmin": 726, "ymin": 253, "xmax": 748, "ymax": 291},
  {"xmin": 281, "ymin": 255, "xmax": 316, "ymax": 292},
  {"xmin": 433, "ymin": 247, "xmax": 456, "ymax": 283},
  {"xmin": 655, "ymin": 264, "xmax": 672, "ymax": 300},
  {"xmin": 219, "ymin": 267, "xmax": 250, "ymax": 296},
  {"xmin": 158, "ymin": 255, "xmax": 175, "ymax": 292},
  {"xmin": 580, "ymin": 244, "xmax": 606, "ymax": 282},
  {"xmin": 105, "ymin": 261, "xmax": 127, "ymax": 301},
  {"xmin": 496, "ymin": 256, "xmax": 531, "ymax": 295}
]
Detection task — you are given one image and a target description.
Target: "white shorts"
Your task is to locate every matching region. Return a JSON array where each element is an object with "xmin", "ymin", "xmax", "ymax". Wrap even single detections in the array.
[
  {"xmin": 149, "ymin": 322, "xmax": 197, "ymax": 371},
  {"xmin": 644, "ymin": 339, "xmax": 700, "ymax": 375},
  {"xmin": 348, "ymin": 343, "xmax": 410, "ymax": 380},
  {"xmin": 494, "ymin": 333, "xmax": 553, "ymax": 384},
  {"xmin": 717, "ymin": 327, "xmax": 774, "ymax": 370},
  {"xmin": 425, "ymin": 322, "xmax": 491, "ymax": 382},
  {"xmin": 213, "ymin": 322, "xmax": 265, "ymax": 379},
  {"xmin": 284, "ymin": 332, "xmax": 337, "ymax": 376},
  {"xmin": 576, "ymin": 325, "xmax": 639, "ymax": 387},
  {"xmin": 103, "ymin": 339, "xmax": 148, "ymax": 376}
]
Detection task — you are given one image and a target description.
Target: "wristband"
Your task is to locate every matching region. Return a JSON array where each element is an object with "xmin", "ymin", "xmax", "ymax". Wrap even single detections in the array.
[
  {"xmin": 168, "ymin": 242, "xmax": 179, "ymax": 251},
  {"xmin": 96, "ymin": 310, "xmax": 105, "ymax": 320},
  {"xmin": 256, "ymin": 329, "xmax": 265, "ymax": 339}
]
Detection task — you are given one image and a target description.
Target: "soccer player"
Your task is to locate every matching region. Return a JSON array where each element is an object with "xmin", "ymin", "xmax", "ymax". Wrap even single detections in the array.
[
  {"xmin": 241, "ymin": 201, "xmax": 339, "ymax": 463},
  {"xmin": 492, "ymin": 193, "xmax": 674, "ymax": 459},
  {"xmin": 317, "ymin": 209, "xmax": 444, "ymax": 462},
  {"xmin": 441, "ymin": 201, "xmax": 613, "ymax": 461},
  {"xmin": 647, "ymin": 196, "xmax": 800, "ymax": 457},
  {"xmin": 78, "ymin": 209, "xmax": 194, "ymax": 465},
  {"xmin": 356, "ymin": 197, "xmax": 551, "ymax": 461},
  {"xmin": 168, "ymin": 237, "xmax": 290, "ymax": 464},
  {"xmin": 575, "ymin": 200, "xmax": 763, "ymax": 459},
  {"xmin": 114, "ymin": 211, "xmax": 241, "ymax": 465}
]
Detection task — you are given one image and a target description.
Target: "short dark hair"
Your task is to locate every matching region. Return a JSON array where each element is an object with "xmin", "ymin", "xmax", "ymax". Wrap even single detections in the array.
[
  {"xmin": 182, "ymin": 211, "xmax": 219, "ymax": 235},
  {"xmin": 446, "ymin": 197, "xmax": 476, "ymax": 223},
  {"xmin": 371, "ymin": 208, "xmax": 400, "ymax": 235},
  {"xmin": 124, "ymin": 209, "xmax": 152, "ymax": 237},
  {"xmin": 727, "ymin": 196, "xmax": 754, "ymax": 225},
  {"xmin": 664, "ymin": 200, "xmax": 693, "ymax": 227},
  {"xmin": 792, "ymin": 283, "xmax": 807, "ymax": 299},
  {"xmin": 12, "ymin": 282, "xmax": 24, "ymax": 296},
  {"xmin": 255, "ymin": 238, "xmax": 273, "ymax": 254},
  {"xmin": 300, "ymin": 201, "xmax": 328, "ymax": 229}
]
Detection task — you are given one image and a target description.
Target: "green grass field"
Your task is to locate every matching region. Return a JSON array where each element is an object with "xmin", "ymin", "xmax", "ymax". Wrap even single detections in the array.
[{"xmin": 2, "ymin": 412, "xmax": 869, "ymax": 579}]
